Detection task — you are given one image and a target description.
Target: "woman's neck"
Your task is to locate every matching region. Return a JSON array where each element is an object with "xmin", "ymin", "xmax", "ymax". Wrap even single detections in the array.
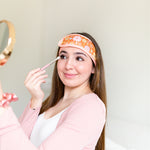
[{"xmin": 62, "ymin": 83, "xmax": 92, "ymax": 103}]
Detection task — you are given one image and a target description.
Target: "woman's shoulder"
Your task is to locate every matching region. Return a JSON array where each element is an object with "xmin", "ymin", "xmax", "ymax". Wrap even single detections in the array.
[
  {"xmin": 68, "ymin": 93, "xmax": 106, "ymax": 116},
  {"xmin": 60, "ymin": 93, "xmax": 106, "ymax": 131},
  {"xmin": 77, "ymin": 93, "xmax": 105, "ymax": 109}
]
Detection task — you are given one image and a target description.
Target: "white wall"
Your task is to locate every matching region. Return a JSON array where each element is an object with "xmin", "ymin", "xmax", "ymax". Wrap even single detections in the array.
[
  {"xmin": 42, "ymin": 0, "xmax": 149, "ymax": 122},
  {"xmin": 0, "ymin": 0, "xmax": 149, "ymax": 149},
  {"xmin": 0, "ymin": 0, "xmax": 43, "ymax": 115},
  {"xmin": 41, "ymin": 1, "xmax": 150, "ymax": 149}
]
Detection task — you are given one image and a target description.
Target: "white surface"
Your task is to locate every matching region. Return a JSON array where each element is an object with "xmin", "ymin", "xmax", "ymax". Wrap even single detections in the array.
[
  {"xmin": 106, "ymin": 137, "xmax": 135, "ymax": 150},
  {"xmin": 106, "ymin": 116, "xmax": 150, "ymax": 150}
]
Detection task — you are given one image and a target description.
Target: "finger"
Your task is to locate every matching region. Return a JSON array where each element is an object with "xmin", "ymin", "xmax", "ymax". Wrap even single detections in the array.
[
  {"xmin": 36, "ymin": 79, "xmax": 47, "ymax": 88},
  {"xmin": 25, "ymin": 70, "xmax": 46, "ymax": 85},
  {"xmin": 24, "ymin": 68, "xmax": 41, "ymax": 83},
  {"xmin": 25, "ymin": 74, "xmax": 48, "ymax": 91},
  {"xmin": 25, "ymin": 68, "xmax": 41, "ymax": 83},
  {"xmin": 32, "ymin": 74, "xmax": 48, "ymax": 86},
  {"xmin": 30, "ymin": 79, "xmax": 46, "ymax": 93},
  {"xmin": 27, "ymin": 71, "xmax": 47, "ymax": 86}
]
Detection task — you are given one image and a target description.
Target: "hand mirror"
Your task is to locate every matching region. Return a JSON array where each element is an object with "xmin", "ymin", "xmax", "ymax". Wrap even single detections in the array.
[{"xmin": 0, "ymin": 20, "xmax": 15, "ymax": 66}]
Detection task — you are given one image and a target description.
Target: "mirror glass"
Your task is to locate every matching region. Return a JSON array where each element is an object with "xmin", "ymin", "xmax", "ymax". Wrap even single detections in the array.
[
  {"xmin": 0, "ymin": 20, "xmax": 15, "ymax": 66},
  {"xmin": 0, "ymin": 22, "xmax": 9, "ymax": 54}
]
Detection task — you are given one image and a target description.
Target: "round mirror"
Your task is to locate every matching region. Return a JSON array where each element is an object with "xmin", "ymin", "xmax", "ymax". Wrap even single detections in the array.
[{"xmin": 0, "ymin": 20, "xmax": 15, "ymax": 66}]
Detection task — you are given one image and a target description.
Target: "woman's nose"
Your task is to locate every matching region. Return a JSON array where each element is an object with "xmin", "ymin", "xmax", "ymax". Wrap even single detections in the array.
[{"xmin": 65, "ymin": 58, "xmax": 74, "ymax": 70}]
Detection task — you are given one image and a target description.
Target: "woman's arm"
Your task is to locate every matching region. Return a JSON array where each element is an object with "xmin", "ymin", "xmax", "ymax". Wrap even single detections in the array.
[
  {"xmin": 0, "ymin": 68, "xmax": 48, "ymax": 145},
  {"xmin": 0, "ymin": 94, "xmax": 106, "ymax": 150},
  {"xmin": 24, "ymin": 68, "xmax": 48, "ymax": 108},
  {"xmin": 18, "ymin": 101, "xmax": 41, "ymax": 138},
  {"xmin": 0, "ymin": 107, "xmax": 38, "ymax": 150},
  {"xmin": 18, "ymin": 68, "xmax": 48, "ymax": 137},
  {"xmin": 0, "ymin": 107, "xmax": 5, "ymax": 116},
  {"xmin": 0, "ymin": 67, "xmax": 47, "ymax": 115}
]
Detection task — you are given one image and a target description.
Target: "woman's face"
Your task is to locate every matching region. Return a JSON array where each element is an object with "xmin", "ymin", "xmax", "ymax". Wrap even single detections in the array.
[{"xmin": 57, "ymin": 47, "xmax": 95, "ymax": 89}]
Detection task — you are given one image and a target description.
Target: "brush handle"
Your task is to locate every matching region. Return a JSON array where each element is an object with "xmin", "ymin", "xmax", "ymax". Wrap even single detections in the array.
[
  {"xmin": 41, "ymin": 63, "xmax": 51, "ymax": 71},
  {"xmin": 40, "ymin": 56, "xmax": 60, "ymax": 71}
]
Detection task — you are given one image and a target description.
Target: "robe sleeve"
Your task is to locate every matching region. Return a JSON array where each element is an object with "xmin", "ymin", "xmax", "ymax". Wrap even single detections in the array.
[
  {"xmin": 18, "ymin": 102, "xmax": 41, "ymax": 137},
  {"xmin": 0, "ymin": 96, "xmax": 106, "ymax": 150}
]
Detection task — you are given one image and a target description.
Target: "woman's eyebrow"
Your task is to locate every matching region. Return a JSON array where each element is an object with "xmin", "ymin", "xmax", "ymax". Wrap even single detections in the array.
[
  {"xmin": 60, "ymin": 50, "xmax": 67, "ymax": 54},
  {"xmin": 74, "ymin": 52, "xmax": 87, "ymax": 57},
  {"xmin": 60, "ymin": 50, "xmax": 87, "ymax": 57}
]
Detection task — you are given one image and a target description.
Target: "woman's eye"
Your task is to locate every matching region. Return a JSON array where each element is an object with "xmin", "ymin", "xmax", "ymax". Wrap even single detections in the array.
[
  {"xmin": 60, "ymin": 54, "xmax": 67, "ymax": 59},
  {"xmin": 76, "ymin": 57, "xmax": 84, "ymax": 61}
]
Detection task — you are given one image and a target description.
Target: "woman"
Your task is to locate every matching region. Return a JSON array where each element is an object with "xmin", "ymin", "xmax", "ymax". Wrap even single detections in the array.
[{"xmin": 0, "ymin": 32, "xmax": 107, "ymax": 150}]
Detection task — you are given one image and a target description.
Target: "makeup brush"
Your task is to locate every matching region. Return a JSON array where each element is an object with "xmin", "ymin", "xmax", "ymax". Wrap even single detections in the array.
[{"xmin": 40, "ymin": 56, "xmax": 60, "ymax": 71}]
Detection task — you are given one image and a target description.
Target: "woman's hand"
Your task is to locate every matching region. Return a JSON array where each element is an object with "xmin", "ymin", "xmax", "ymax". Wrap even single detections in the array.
[{"xmin": 24, "ymin": 68, "xmax": 48, "ymax": 108}]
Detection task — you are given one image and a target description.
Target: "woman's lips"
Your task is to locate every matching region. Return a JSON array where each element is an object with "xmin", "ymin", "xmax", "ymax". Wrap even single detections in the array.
[{"xmin": 64, "ymin": 73, "xmax": 77, "ymax": 78}]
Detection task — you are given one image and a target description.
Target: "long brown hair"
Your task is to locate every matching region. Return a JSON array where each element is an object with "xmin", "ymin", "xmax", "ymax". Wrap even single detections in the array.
[{"xmin": 40, "ymin": 32, "xmax": 107, "ymax": 150}]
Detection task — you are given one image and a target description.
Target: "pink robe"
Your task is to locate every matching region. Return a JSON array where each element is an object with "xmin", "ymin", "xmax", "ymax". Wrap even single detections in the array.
[{"xmin": 0, "ymin": 93, "xmax": 106, "ymax": 150}]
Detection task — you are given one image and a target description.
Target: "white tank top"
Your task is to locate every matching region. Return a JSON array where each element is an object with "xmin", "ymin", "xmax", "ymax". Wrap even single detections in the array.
[{"xmin": 30, "ymin": 108, "xmax": 67, "ymax": 147}]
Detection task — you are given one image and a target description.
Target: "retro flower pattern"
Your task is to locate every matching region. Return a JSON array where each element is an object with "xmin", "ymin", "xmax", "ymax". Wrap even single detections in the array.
[{"xmin": 58, "ymin": 34, "xmax": 96, "ymax": 64}]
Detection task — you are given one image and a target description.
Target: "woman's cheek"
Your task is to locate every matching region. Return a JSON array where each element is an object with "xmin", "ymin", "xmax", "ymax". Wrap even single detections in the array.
[
  {"xmin": 57, "ymin": 61, "xmax": 64, "ymax": 72},
  {"xmin": 77, "ymin": 63, "xmax": 88, "ymax": 71}
]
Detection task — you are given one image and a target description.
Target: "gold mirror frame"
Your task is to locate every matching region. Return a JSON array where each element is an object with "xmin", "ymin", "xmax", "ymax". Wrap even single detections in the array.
[{"xmin": 0, "ymin": 20, "xmax": 15, "ymax": 66}]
